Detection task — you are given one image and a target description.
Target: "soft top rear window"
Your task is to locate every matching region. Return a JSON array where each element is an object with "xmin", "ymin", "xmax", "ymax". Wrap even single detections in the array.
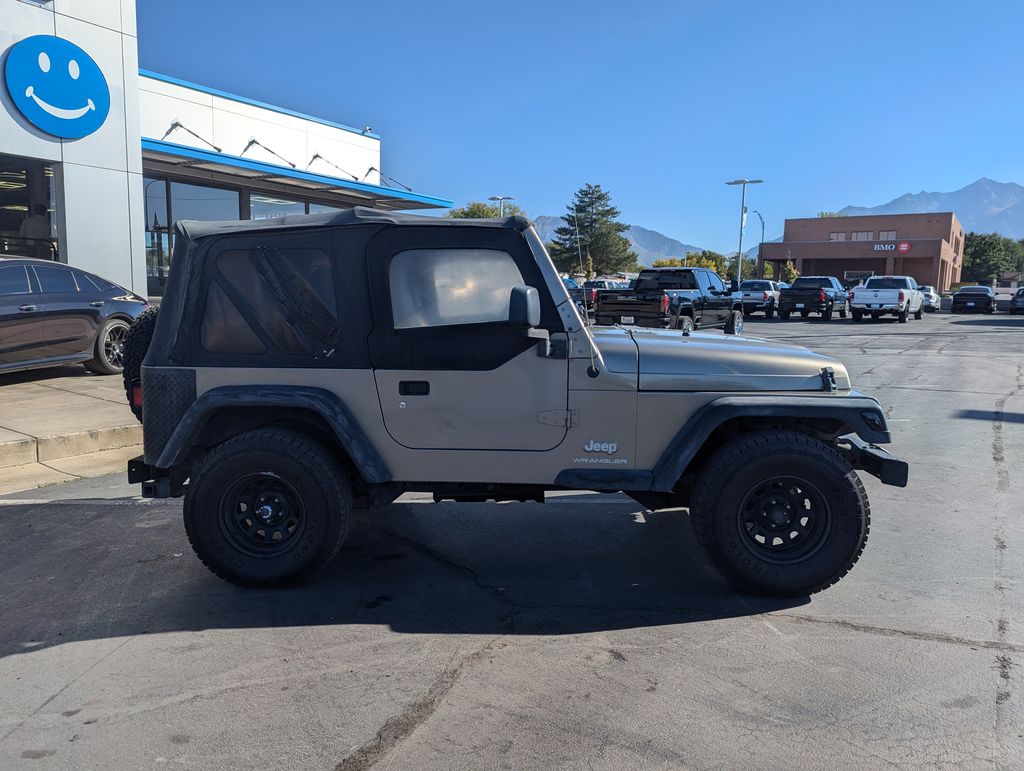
[{"xmin": 791, "ymin": 277, "xmax": 832, "ymax": 289}]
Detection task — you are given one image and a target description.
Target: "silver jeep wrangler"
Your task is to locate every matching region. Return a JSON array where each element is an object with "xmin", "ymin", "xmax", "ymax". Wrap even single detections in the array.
[{"xmin": 125, "ymin": 208, "xmax": 907, "ymax": 596}]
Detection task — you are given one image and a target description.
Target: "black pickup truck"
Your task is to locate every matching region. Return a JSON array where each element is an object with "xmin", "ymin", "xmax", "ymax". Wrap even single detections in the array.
[
  {"xmin": 593, "ymin": 267, "xmax": 743, "ymax": 334},
  {"xmin": 778, "ymin": 275, "xmax": 850, "ymax": 321}
]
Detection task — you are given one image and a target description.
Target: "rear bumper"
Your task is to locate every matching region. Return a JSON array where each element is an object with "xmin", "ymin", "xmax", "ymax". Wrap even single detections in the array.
[
  {"xmin": 127, "ymin": 455, "xmax": 186, "ymax": 498},
  {"xmin": 595, "ymin": 314, "xmax": 671, "ymax": 328},
  {"xmin": 779, "ymin": 301, "xmax": 826, "ymax": 313},
  {"xmin": 852, "ymin": 303, "xmax": 900, "ymax": 312},
  {"xmin": 840, "ymin": 435, "xmax": 908, "ymax": 487}
]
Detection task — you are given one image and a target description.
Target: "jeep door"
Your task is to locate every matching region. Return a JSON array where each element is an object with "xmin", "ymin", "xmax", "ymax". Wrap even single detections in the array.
[{"xmin": 367, "ymin": 226, "xmax": 569, "ymax": 451}]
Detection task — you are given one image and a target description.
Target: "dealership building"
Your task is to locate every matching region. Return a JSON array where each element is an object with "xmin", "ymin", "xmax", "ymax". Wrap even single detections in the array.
[
  {"xmin": 1, "ymin": 0, "xmax": 451, "ymax": 297},
  {"xmin": 759, "ymin": 212, "xmax": 965, "ymax": 291}
]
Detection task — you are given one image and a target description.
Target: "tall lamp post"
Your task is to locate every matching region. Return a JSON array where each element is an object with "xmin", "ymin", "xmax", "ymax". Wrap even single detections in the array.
[
  {"xmin": 725, "ymin": 179, "xmax": 763, "ymax": 284},
  {"xmin": 489, "ymin": 195, "xmax": 515, "ymax": 217},
  {"xmin": 751, "ymin": 208, "xmax": 765, "ymax": 278}
]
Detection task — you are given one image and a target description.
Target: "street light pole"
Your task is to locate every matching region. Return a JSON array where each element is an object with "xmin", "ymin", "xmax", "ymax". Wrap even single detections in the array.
[
  {"xmin": 752, "ymin": 209, "xmax": 765, "ymax": 277},
  {"xmin": 725, "ymin": 179, "xmax": 763, "ymax": 284},
  {"xmin": 488, "ymin": 195, "xmax": 515, "ymax": 217}
]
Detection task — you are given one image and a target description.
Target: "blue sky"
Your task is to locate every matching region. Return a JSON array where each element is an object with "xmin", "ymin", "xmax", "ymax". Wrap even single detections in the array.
[{"xmin": 136, "ymin": 0, "xmax": 1024, "ymax": 252}]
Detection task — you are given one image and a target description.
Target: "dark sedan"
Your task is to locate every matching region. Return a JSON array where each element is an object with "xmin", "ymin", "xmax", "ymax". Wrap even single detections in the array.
[
  {"xmin": 0, "ymin": 258, "xmax": 149, "ymax": 376},
  {"xmin": 950, "ymin": 285, "xmax": 996, "ymax": 314},
  {"xmin": 1010, "ymin": 288, "xmax": 1024, "ymax": 315}
]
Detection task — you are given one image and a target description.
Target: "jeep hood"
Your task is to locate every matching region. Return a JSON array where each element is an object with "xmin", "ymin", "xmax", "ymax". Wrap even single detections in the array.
[{"xmin": 593, "ymin": 327, "xmax": 850, "ymax": 391}]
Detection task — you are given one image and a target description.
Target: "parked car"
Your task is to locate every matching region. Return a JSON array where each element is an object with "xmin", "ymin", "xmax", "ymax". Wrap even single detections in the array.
[
  {"xmin": 1009, "ymin": 287, "xmax": 1024, "ymax": 315},
  {"xmin": 124, "ymin": 206, "xmax": 906, "ymax": 596},
  {"xmin": 778, "ymin": 276, "xmax": 850, "ymax": 320},
  {"xmin": 739, "ymin": 279, "xmax": 781, "ymax": 318},
  {"xmin": 583, "ymin": 278, "xmax": 627, "ymax": 309},
  {"xmin": 0, "ymin": 257, "xmax": 148, "ymax": 376},
  {"xmin": 849, "ymin": 275, "xmax": 924, "ymax": 323},
  {"xmin": 593, "ymin": 267, "xmax": 743, "ymax": 334},
  {"xmin": 562, "ymin": 277, "xmax": 587, "ymax": 312},
  {"xmin": 920, "ymin": 285, "xmax": 942, "ymax": 312},
  {"xmin": 951, "ymin": 286, "xmax": 997, "ymax": 314}
]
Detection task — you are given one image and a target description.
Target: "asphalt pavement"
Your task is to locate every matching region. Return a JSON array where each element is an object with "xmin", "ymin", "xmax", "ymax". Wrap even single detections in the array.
[{"xmin": 0, "ymin": 312, "xmax": 1022, "ymax": 768}]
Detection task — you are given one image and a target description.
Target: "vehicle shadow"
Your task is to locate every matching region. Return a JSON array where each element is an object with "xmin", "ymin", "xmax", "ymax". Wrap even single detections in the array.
[
  {"xmin": 948, "ymin": 317, "xmax": 1024, "ymax": 327},
  {"xmin": 954, "ymin": 409, "xmax": 1024, "ymax": 424},
  {"xmin": 0, "ymin": 493, "xmax": 807, "ymax": 657},
  {"xmin": 0, "ymin": 364, "xmax": 109, "ymax": 387}
]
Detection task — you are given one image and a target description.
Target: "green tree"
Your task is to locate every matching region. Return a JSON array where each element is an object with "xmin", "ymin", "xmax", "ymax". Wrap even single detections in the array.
[
  {"xmin": 447, "ymin": 200, "xmax": 526, "ymax": 219},
  {"xmin": 782, "ymin": 259, "xmax": 799, "ymax": 283},
  {"xmin": 725, "ymin": 253, "xmax": 759, "ymax": 281},
  {"xmin": 962, "ymin": 232, "xmax": 1013, "ymax": 282},
  {"xmin": 681, "ymin": 249, "xmax": 727, "ymax": 274},
  {"xmin": 762, "ymin": 261, "xmax": 775, "ymax": 279},
  {"xmin": 817, "ymin": 211, "xmax": 846, "ymax": 218},
  {"xmin": 550, "ymin": 184, "xmax": 637, "ymax": 276},
  {"xmin": 651, "ymin": 258, "xmax": 683, "ymax": 267}
]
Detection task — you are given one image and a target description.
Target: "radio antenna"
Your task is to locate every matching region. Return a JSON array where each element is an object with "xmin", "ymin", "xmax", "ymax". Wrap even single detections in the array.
[{"xmin": 572, "ymin": 204, "xmax": 599, "ymax": 377}]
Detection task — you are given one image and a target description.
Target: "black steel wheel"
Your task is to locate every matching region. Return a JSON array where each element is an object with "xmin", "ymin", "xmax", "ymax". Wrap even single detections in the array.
[
  {"xmin": 689, "ymin": 430, "xmax": 870, "ymax": 596},
  {"xmin": 85, "ymin": 318, "xmax": 131, "ymax": 375},
  {"xmin": 184, "ymin": 428, "xmax": 351, "ymax": 586}
]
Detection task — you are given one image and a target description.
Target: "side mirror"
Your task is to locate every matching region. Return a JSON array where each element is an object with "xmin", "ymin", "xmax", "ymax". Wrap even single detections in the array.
[
  {"xmin": 728, "ymin": 279, "xmax": 740, "ymax": 293},
  {"xmin": 508, "ymin": 285, "xmax": 540, "ymax": 327}
]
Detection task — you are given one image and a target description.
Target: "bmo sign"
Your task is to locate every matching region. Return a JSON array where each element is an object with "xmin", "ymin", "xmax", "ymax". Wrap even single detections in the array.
[{"xmin": 873, "ymin": 241, "xmax": 912, "ymax": 253}]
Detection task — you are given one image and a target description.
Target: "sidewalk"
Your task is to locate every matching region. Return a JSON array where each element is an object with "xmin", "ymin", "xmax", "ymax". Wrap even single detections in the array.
[{"xmin": 0, "ymin": 365, "xmax": 141, "ymax": 494}]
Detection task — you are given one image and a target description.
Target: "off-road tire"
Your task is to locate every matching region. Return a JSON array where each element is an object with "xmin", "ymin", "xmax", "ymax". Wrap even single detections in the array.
[
  {"xmin": 183, "ymin": 428, "xmax": 352, "ymax": 587},
  {"xmin": 724, "ymin": 309, "xmax": 743, "ymax": 335},
  {"xmin": 676, "ymin": 315, "xmax": 695, "ymax": 333},
  {"xmin": 121, "ymin": 306, "xmax": 160, "ymax": 421},
  {"xmin": 85, "ymin": 318, "xmax": 131, "ymax": 375},
  {"xmin": 689, "ymin": 430, "xmax": 870, "ymax": 596}
]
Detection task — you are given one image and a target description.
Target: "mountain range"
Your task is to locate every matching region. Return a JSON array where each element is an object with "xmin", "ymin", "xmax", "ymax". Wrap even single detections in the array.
[{"xmin": 534, "ymin": 178, "xmax": 1024, "ymax": 267}]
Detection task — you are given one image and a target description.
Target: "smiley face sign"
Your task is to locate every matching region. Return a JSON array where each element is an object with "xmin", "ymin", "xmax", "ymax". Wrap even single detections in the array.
[{"xmin": 4, "ymin": 35, "xmax": 110, "ymax": 139}]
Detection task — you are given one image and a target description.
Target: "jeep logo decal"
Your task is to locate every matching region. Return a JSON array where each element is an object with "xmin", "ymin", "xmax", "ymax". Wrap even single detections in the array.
[{"xmin": 584, "ymin": 439, "xmax": 618, "ymax": 454}]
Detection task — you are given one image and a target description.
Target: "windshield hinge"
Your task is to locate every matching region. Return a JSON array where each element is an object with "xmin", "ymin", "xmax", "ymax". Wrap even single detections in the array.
[
  {"xmin": 538, "ymin": 409, "xmax": 578, "ymax": 427},
  {"xmin": 820, "ymin": 367, "xmax": 838, "ymax": 392}
]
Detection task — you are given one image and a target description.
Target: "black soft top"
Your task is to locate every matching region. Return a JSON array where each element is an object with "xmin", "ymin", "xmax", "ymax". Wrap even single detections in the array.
[{"xmin": 177, "ymin": 206, "xmax": 529, "ymax": 241}]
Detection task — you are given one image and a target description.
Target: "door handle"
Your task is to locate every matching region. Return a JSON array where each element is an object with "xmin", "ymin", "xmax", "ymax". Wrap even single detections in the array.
[
  {"xmin": 18, "ymin": 304, "xmax": 36, "ymax": 312},
  {"xmin": 90, "ymin": 301, "xmax": 104, "ymax": 307},
  {"xmin": 399, "ymin": 381, "xmax": 430, "ymax": 396}
]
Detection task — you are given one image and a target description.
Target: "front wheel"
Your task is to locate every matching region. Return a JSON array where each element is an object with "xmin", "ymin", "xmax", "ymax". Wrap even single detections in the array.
[
  {"xmin": 689, "ymin": 431, "xmax": 870, "ymax": 596},
  {"xmin": 724, "ymin": 309, "xmax": 744, "ymax": 335},
  {"xmin": 184, "ymin": 428, "xmax": 352, "ymax": 587},
  {"xmin": 85, "ymin": 318, "xmax": 131, "ymax": 375}
]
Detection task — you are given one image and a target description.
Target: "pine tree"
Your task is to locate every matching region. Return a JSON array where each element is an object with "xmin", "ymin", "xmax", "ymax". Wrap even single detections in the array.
[{"xmin": 550, "ymin": 184, "xmax": 637, "ymax": 276}]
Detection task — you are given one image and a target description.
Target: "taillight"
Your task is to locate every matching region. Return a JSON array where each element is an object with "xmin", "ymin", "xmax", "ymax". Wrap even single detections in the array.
[
  {"xmin": 819, "ymin": 288, "xmax": 827, "ymax": 302},
  {"xmin": 661, "ymin": 294, "xmax": 670, "ymax": 314},
  {"xmin": 763, "ymin": 291, "xmax": 769, "ymax": 301},
  {"xmin": 130, "ymin": 381, "xmax": 143, "ymax": 412},
  {"xmin": 898, "ymin": 290, "xmax": 905, "ymax": 303},
  {"xmin": 849, "ymin": 290, "xmax": 856, "ymax": 302}
]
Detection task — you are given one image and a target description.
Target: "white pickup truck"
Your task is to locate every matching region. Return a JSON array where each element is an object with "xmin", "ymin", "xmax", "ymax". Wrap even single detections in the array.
[{"xmin": 850, "ymin": 275, "xmax": 924, "ymax": 323}]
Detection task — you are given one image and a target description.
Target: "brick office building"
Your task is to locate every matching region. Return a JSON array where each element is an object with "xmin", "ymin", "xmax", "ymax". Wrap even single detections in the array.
[{"xmin": 759, "ymin": 212, "xmax": 964, "ymax": 291}]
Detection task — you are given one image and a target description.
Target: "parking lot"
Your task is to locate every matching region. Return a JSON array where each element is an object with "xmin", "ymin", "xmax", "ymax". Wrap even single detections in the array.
[{"xmin": 0, "ymin": 312, "xmax": 1022, "ymax": 768}]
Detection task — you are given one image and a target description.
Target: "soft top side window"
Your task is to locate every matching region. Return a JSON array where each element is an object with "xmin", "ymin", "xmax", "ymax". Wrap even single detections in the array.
[{"xmin": 389, "ymin": 248, "xmax": 525, "ymax": 329}]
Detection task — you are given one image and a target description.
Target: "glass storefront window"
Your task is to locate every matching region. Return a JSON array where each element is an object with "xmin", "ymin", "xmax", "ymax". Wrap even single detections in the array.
[
  {"xmin": 251, "ymin": 194, "xmax": 305, "ymax": 220},
  {"xmin": 170, "ymin": 181, "xmax": 241, "ymax": 223},
  {"xmin": 144, "ymin": 176, "xmax": 171, "ymax": 297},
  {"xmin": 307, "ymin": 201, "xmax": 342, "ymax": 215},
  {"xmin": 0, "ymin": 153, "xmax": 58, "ymax": 261}
]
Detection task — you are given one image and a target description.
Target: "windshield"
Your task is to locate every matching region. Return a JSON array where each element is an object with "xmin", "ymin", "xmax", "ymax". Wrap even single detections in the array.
[
  {"xmin": 635, "ymin": 270, "xmax": 698, "ymax": 290},
  {"xmin": 864, "ymin": 277, "xmax": 910, "ymax": 289},
  {"xmin": 740, "ymin": 280, "xmax": 772, "ymax": 291},
  {"xmin": 562, "ymin": 277, "xmax": 580, "ymax": 289},
  {"xmin": 792, "ymin": 277, "xmax": 832, "ymax": 289}
]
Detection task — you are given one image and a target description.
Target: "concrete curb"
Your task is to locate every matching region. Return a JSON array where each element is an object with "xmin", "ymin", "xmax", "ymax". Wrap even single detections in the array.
[{"xmin": 0, "ymin": 423, "xmax": 142, "ymax": 468}]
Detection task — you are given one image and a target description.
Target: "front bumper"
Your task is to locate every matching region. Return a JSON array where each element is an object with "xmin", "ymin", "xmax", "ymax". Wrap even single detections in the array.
[{"xmin": 840, "ymin": 435, "xmax": 908, "ymax": 487}]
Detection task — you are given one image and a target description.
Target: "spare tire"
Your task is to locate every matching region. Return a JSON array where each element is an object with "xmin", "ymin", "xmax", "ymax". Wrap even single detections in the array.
[{"xmin": 122, "ymin": 305, "xmax": 160, "ymax": 422}]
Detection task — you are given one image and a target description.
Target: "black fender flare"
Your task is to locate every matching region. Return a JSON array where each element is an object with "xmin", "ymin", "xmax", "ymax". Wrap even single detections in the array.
[
  {"xmin": 155, "ymin": 385, "xmax": 390, "ymax": 483},
  {"xmin": 648, "ymin": 393, "xmax": 890, "ymax": 492}
]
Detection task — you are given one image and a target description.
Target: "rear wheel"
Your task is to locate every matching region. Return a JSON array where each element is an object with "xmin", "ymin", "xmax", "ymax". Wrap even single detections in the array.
[
  {"xmin": 676, "ymin": 315, "xmax": 694, "ymax": 333},
  {"xmin": 852, "ymin": 309, "xmax": 863, "ymax": 322},
  {"xmin": 765, "ymin": 306, "xmax": 775, "ymax": 319},
  {"xmin": 183, "ymin": 428, "xmax": 351, "ymax": 587},
  {"xmin": 779, "ymin": 310, "xmax": 791, "ymax": 320},
  {"xmin": 839, "ymin": 301, "xmax": 849, "ymax": 319},
  {"xmin": 689, "ymin": 431, "xmax": 870, "ymax": 596},
  {"xmin": 914, "ymin": 305, "xmax": 923, "ymax": 320},
  {"xmin": 84, "ymin": 318, "xmax": 131, "ymax": 375},
  {"xmin": 724, "ymin": 309, "xmax": 744, "ymax": 335},
  {"xmin": 821, "ymin": 305, "xmax": 833, "ymax": 321},
  {"xmin": 897, "ymin": 305, "xmax": 908, "ymax": 323}
]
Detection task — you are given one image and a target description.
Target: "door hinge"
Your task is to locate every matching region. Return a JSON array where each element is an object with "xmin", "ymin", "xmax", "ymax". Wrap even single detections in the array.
[{"xmin": 538, "ymin": 409, "xmax": 578, "ymax": 427}]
